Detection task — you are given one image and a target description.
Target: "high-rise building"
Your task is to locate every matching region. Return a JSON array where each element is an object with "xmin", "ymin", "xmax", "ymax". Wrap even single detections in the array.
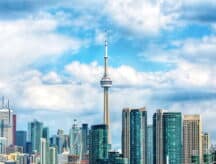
[
  {"xmin": 12, "ymin": 114, "xmax": 16, "ymax": 145},
  {"xmin": 81, "ymin": 123, "xmax": 88, "ymax": 159},
  {"xmin": 26, "ymin": 141, "xmax": 32, "ymax": 154},
  {"xmin": 153, "ymin": 110, "xmax": 164, "ymax": 164},
  {"xmin": 202, "ymin": 132, "xmax": 210, "ymax": 163},
  {"xmin": 100, "ymin": 40, "xmax": 112, "ymax": 145},
  {"xmin": 147, "ymin": 125, "xmax": 153, "ymax": 164},
  {"xmin": 0, "ymin": 105, "xmax": 14, "ymax": 147},
  {"xmin": 89, "ymin": 124, "xmax": 108, "ymax": 164},
  {"xmin": 42, "ymin": 127, "xmax": 49, "ymax": 141},
  {"xmin": 50, "ymin": 135, "xmax": 61, "ymax": 154},
  {"xmin": 28, "ymin": 120, "xmax": 43, "ymax": 153},
  {"xmin": 16, "ymin": 131, "xmax": 27, "ymax": 153},
  {"xmin": 122, "ymin": 107, "xmax": 147, "ymax": 164},
  {"xmin": 69, "ymin": 120, "xmax": 81, "ymax": 156},
  {"xmin": 40, "ymin": 138, "xmax": 48, "ymax": 164},
  {"xmin": 49, "ymin": 146, "xmax": 58, "ymax": 164},
  {"xmin": 202, "ymin": 133, "xmax": 210, "ymax": 155},
  {"xmin": 183, "ymin": 115, "xmax": 202, "ymax": 164},
  {"xmin": 153, "ymin": 110, "xmax": 182, "ymax": 164},
  {"xmin": 163, "ymin": 112, "xmax": 182, "ymax": 163}
]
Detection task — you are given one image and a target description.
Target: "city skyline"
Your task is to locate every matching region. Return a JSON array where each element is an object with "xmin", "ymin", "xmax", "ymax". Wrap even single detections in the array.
[{"xmin": 0, "ymin": 0, "xmax": 215, "ymax": 151}]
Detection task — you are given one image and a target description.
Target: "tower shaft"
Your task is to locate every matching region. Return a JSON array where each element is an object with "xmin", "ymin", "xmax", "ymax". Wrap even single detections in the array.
[
  {"xmin": 100, "ymin": 40, "xmax": 112, "ymax": 145},
  {"xmin": 103, "ymin": 87, "xmax": 110, "ymax": 143}
]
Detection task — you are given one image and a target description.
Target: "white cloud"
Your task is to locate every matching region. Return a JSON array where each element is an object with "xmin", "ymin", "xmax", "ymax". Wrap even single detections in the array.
[
  {"xmin": 0, "ymin": 13, "xmax": 83, "ymax": 75},
  {"xmin": 105, "ymin": 0, "xmax": 175, "ymax": 35}
]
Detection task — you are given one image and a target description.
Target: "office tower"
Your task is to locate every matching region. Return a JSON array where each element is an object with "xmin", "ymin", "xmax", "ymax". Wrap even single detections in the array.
[
  {"xmin": 28, "ymin": 120, "xmax": 43, "ymax": 153},
  {"xmin": 153, "ymin": 110, "xmax": 182, "ymax": 164},
  {"xmin": 89, "ymin": 124, "xmax": 108, "ymax": 164},
  {"xmin": 100, "ymin": 40, "xmax": 112, "ymax": 145},
  {"xmin": 122, "ymin": 107, "xmax": 147, "ymax": 164},
  {"xmin": 202, "ymin": 132, "xmax": 211, "ymax": 163},
  {"xmin": 40, "ymin": 138, "xmax": 48, "ymax": 164},
  {"xmin": 0, "ymin": 101, "xmax": 14, "ymax": 146},
  {"xmin": 42, "ymin": 127, "xmax": 49, "ymax": 141},
  {"xmin": 147, "ymin": 125, "xmax": 153, "ymax": 164},
  {"xmin": 26, "ymin": 141, "xmax": 32, "ymax": 154},
  {"xmin": 0, "ymin": 137, "xmax": 7, "ymax": 154},
  {"xmin": 153, "ymin": 110, "xmax": 164, "ymax": 164},
  {"xmin": 50, "ymin": 135, "xmax": 61, "ymax": 154},
  {"xmin": 81, "ymin": 123, "xmax": 88, "ymax": 159},
  {"xmin": 202, "ymin": 133, "xmax": 210, "ymax": 155},
  {"xmin": 12, "ymin": 114, "xmax": 16, "ymax": 145},
  {"xmin": 163, "ymin": 112, "xmax": 182, "ymax": 163},
  {"xmin": 183, "ymin": 115, "xmax": 202, "ymax": 164},
  {"xmin": 16, "ymin": 131, "xmax": 27, "ymax": 153},
  {"xmin": 49, "ymin": 146, "xmax": 58, "ymax": 164},
  {"xmin": 69, "ymin": 120, "xmax": 81, "ymax": 156}
]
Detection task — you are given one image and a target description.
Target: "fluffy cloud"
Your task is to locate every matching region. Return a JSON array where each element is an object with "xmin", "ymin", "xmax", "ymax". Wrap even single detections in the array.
[{"xmin": 0, "ymin": 13, "xmax": 83, "ymax": 75}]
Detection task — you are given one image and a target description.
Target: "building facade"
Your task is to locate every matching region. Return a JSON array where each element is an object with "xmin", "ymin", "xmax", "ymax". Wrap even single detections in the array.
[
  {"xmin": 183, "ymin": 115, "xmax": 202, "ymax": 164},
  {"xmin": 89, "ymin": 124, "xmax": 108, "ymax": 164},
  {"xmin": 81, "ymin": 123, "xmax": 88, "ymax": 159},
  {"xmin": 147, "ymin": 125, "xmax": 153, "ymax": 164},
  {"xmin": 0, "ymin": 108, "xmax": 14, "ymax": 147},
  {"xmin": 122, "ymin": 108, "xmax": 147, "ymax": 164},
  {"xmin": 16, "ymin": 131, "xmax": 27, "ymax": 153},
  {"xmin": 28, "ymin": 120, "xmax": 43, "ymax": 153},
  {"xmin": 153, "ymin": 110, "xmax": 182, "ymax": 164}
]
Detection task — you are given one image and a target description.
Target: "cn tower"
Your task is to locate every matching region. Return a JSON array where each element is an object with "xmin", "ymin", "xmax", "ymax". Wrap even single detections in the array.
[{"xmin": 100, "ymin": 40, "xmax": 112, "ymax": 145}]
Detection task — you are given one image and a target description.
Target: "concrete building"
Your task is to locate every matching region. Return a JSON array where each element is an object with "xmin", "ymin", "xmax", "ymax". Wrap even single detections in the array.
[{"xmin": 183, "ymin": 115, "xmax": 202, "ymax": 164}]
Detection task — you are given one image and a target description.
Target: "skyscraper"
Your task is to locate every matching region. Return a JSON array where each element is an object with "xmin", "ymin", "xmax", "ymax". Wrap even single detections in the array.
[
  {"xmin": 183, "ymin": 115, "xmax": 202, "ymax": 164},
  {"xmin": 100, "ymin": 40, "xmax": 112, "ymax": 145},
  {"xmin": 16, "ymin": 130, "xmax": 27, "ymax": 153},
  {"xmin": 122, "ymin": 107, "xmax": 147, "ymax": 164},
  {"xmin": 42, "ymin": 127, "xmax": 49, "ymax": 141},
  {"xmin": 69, "ymin": 120, "xmax": 81, "ymax": 156},
  {"xmin": 12, "ymin": 114, "xmax": 16, "ymax": 145},
  {"xmin": 40, "ymin": 138, "xmax": 48, "ymax": 164},
  {"xmin": 147, "ymin": 125, "xmax": 153, "ymax": 164},
  {"xmin": 28, "ymin": 120, "xmax": 43, "ymax": 153},
  {"xmin": 153, "ymin": 110, "xmax": 182, "ymax": 164},
  {"xmin": 50, "ymin": 135, "xmax": 61, "ymax": 154},
  {"xmin": 0, "ymin": 102, "xmax": 14, "ymax": 147},
  {"xmin": 81, "ymin": 123, "xmax": 88, "ymax": 159},
  {"xmin": 89, "ymin": 124, "xmax": 108, "ymax": 164},
  {"xmin": 202, "ymin": 132, "xmax": 210, "ymax": 155},
  {"xmin": 153, "ymin": 110, "xmax": 164, "ymax": 164},
  {"xmin": 49, "ymin": 146, "xmax": 58, "ymax": 164},
  {"xmin": 202, "ymin": 132, "xmax": 211, "ymax": 163}
]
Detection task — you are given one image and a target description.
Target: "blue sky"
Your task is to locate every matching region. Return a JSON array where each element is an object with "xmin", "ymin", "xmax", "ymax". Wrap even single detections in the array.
[{"xmin": 0, "ymin": 0, "xmax": 215, "ymax": 149}]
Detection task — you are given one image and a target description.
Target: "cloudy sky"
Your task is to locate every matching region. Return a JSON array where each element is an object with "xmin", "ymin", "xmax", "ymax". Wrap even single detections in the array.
[{"xmin": 0, "ymin": 0, "xmax": 215, "ymax": 149}]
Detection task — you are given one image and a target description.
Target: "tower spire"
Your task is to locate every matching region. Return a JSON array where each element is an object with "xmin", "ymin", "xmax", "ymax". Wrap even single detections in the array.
[{"xmin": 100, "ymin": 36, "xmax": 112, "ymax": 146}]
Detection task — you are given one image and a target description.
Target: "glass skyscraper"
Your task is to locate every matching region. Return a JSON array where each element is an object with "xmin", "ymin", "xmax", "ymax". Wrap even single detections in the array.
[
  {"xmin": 122, "ymin": 108, "xmax": 147, "ymax": 164},
  {"xmin": 163, "ymin": 112, "xmax": 182, "ymax": 164},
  {"xmin": 89, "ymin": 124, "xmax": 108, "ymax": 164},
  {"xmin": 16, "ymin": 130, "xmax": 27, "ymax": 153},
  {"xmin": 147, "ymin": 125, "xmax": 153, "ymax": 164},
  {"xmin": 153, "ymin": 110, "xmax": 182, "ymax": 164},
  {"xmin": 69, "ymin": 121, "xmax": 81, "ymax": 156},
  {"xmin": 28, "ymin": 120, "xmax": 43, "ymax": 153},
  {"xmin": 81, "ymin": 123, "xmax": 88, "ymax": 159}
]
